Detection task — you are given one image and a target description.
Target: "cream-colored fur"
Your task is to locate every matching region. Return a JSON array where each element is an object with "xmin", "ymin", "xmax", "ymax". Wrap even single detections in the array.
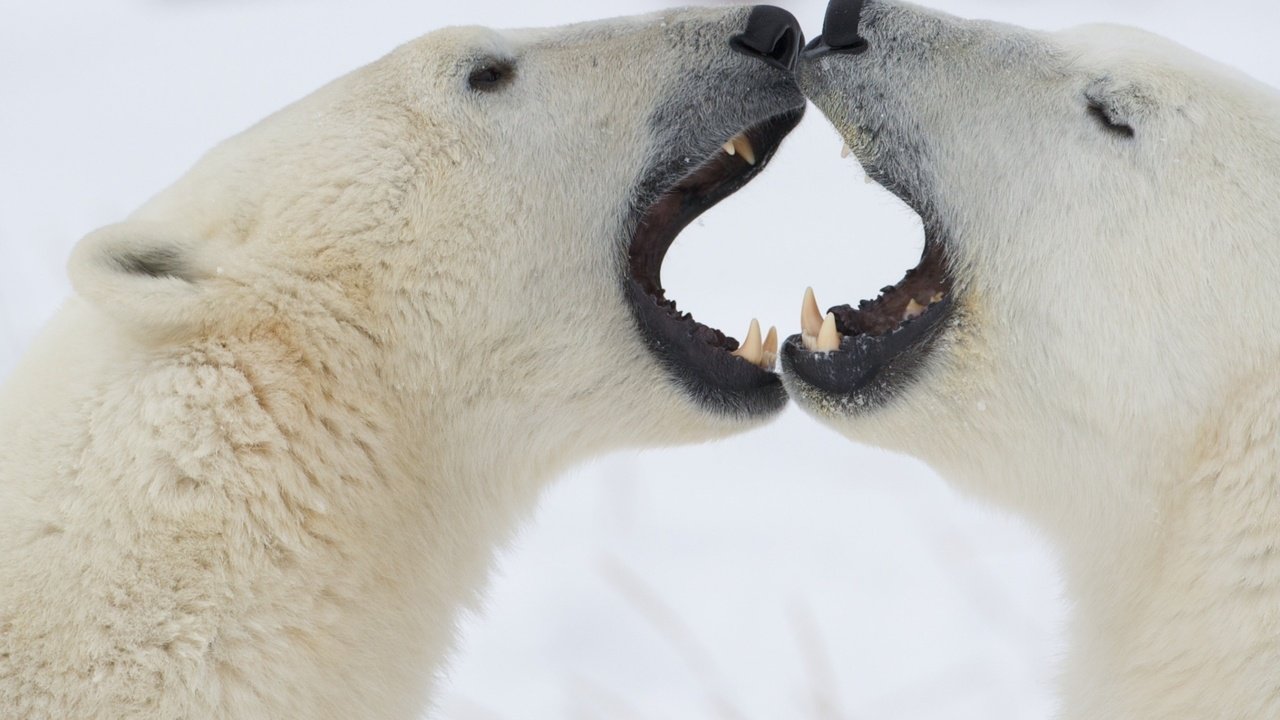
[
  {"xmin": 0, "ymin": 9, "xmax": 791, "ymax": 719},
  {"xmin": 789, "ymin": 2, "xmax": 1280, "ymax": 717}
]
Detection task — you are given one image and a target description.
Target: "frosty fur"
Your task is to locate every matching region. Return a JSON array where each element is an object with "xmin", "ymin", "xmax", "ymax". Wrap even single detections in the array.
[
  {"xmin": 0, "ymin": 8, "xmax": 785, "ymax": 719},
  {"xmin": 789, "ymin": 2, "xmax": 1280, "ymax": 717}
]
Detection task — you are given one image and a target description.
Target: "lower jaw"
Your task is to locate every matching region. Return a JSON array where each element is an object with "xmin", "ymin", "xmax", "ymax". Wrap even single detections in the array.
[
  {"xmin": 625, "ymin": 280, "xmax": 788, "ymax": 419},
  {"xmin": 781, "ymin": 296, "xmax": 954, "ymax": 411}
]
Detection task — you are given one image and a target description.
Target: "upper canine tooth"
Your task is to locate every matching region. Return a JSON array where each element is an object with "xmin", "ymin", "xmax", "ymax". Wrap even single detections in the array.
[
  {"xmin": 723, "ymin": 140, "xmax": 736, "ymax": 156},
  {"xmin": 801, "ymin": 287, "xmax": 824, "ymax": 347},
  {"xmin": 733, "ymin": 319, "xmax": 764, "ymax": 365},
  {"xmin": 904, "ymin": 299, "xmax": 927, "ymax": 321},
  {"xmin": 840, "ymin": 142, "xmax": 852, "ymax": 159},
  {"xmin": 733, "ymin": 135, "xmax": 756, "ymax": 165},
  {"xmin": 817, "ymin": 313, "xmax": 842, "ymax": 352},
  {"xmin": 761, "ymin": 326, "xmax": 779, "ymax": 369}
]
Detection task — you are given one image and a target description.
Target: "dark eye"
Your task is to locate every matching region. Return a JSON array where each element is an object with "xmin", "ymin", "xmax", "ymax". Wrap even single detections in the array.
[
  {"xmin": 1087, "ymin": 101, "xmax": 1135, "ymax": 139},
  {"xmin": 468, "ymin": 60, "xmax": 515, "ymax": 93}
]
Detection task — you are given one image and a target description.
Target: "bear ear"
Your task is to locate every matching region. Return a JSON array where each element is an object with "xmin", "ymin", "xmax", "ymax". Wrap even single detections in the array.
[{"xmin": 68, "ymin": 221, "xmax": 214, "ymax": 337}]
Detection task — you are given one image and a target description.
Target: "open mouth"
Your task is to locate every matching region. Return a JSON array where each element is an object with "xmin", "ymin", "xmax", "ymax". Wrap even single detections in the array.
[
  {"xmin": 625, "ymin": 107, "xmax": 804, "ymax": 416},
  {"xmin": 781, "ymin": 147, "xmax": 957, "ymax": 407}
]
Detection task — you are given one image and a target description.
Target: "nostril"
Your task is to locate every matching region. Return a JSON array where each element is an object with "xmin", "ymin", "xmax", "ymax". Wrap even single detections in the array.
[
  {"xmin": 731, "ymin": 5, "xmax": 805, "ymax": 72},
  {"xmin": 768, "ymin": 28, "xmax": 799, "ymax": 64}
]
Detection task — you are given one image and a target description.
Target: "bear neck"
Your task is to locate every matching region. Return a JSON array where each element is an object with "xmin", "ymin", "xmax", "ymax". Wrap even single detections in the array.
[
  {"xmin": 223, "ymin": 322, "xmax": 565, "ymax": 703},
  {"xmin": 10, "ymin": 298, "xmax": 566, "ymax": 715},
  {"xmin": 1056, "ymin": 375, "xmax": 1280, "ymax": 720}
]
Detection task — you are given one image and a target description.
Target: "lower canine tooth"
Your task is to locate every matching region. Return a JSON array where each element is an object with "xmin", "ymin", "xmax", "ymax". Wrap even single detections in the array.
[
  {"xmin": 904, "ymin": 299, "xmax": 927, "ymax": 321},
  {"xmin": 733, "ymin": 135, "xmax": 756, "ymax": 165},
  {"xmin": 723, "ymin": 141, "xmax": 736, "ymax": 156},
  {"xmin": 761, "ymin": 326, "xmax": 779, "ymax": 369},
  {"xmin": 733, "ymin": 319, "xmax": 764, "ymax": 365},
  {"xmin": 817, "ymin": 313, "xmax": 842, "ymax": 352},
  {"xmin": 801, "ymin": 287, "xmax": 824, "ymax": 343}
]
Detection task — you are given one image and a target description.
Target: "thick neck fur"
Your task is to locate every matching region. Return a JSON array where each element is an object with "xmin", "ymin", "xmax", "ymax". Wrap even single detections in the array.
[
  {"xmin": 0, "ymin": 292, "xmax": 549, "ymax": 719},
  {"xmin": 1053, "ymin": 374, "xmax": 1280, "ymax": 719},
  {"xmin": 906, "ymin": 339, "xmax": 1280, "ymax": 718}
]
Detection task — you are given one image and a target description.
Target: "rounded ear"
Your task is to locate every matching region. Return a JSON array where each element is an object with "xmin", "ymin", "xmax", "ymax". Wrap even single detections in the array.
[{"xmin": 68, "ymin": 221, "xmax": 214, "ymax": 337}]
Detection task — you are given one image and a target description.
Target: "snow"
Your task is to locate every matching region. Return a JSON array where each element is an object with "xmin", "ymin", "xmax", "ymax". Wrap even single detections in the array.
[{"xmin": 2, "ymin": 0, "xmax": 1276, "ymax": 717}]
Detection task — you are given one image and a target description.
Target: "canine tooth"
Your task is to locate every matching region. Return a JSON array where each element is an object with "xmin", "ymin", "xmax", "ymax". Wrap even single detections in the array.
[
  {"xmin": 931, "ymin": 292, "xmax": 946, "ymax": 304},
  {"xmin": 817, "ymin": 313, "xmax": 842, "ymax": 352},
  {"xmin": 733, "ymin": 135, "xmax": 756, "ymax": 165},
  {"xmin": 733, "ymin": 319, "xmax": 764, "ymax": 365},
  {"xmin": 904, "ymin": 299, "xmax": 927, "ymax": 321},
  {"xmin": 841, "ymin": 142, "xmax": 852, "ymax": 159},
  {"xmin": 801, "ymin": 287, "xmax": 823, "ymax": 349},
  {"xmin": 723, "ymin": 140, "xmax": 736, "ymax": 156},
  {"xmin": 761, "ymin": 326, "xmax": 779, "ymax": 369},
  {"xmin": 801, "ymin": 288, "xmax": 823, "ymax": 351},
  {"xmin": 763, "ymin": 325, "xmax": 778, "ymax": 354}
]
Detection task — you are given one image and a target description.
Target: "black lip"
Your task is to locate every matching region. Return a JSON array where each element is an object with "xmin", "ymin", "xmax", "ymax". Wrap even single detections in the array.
[
  {"xmin": 782, "ymin": 294, "xmax": 953, "ymax": 404},
  {"xmin": 782, "ymin": 204, "xmax": 956, "ymax": 410},
  {"xmin": 624, "ymin": 107, "xmax": 803, "ymax": 418}
]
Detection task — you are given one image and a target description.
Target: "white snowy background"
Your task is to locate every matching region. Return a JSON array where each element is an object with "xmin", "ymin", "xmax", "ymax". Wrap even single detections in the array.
[{"xmin": 2, "ymin": 1, "xmax": 1277, "ymax": 718}]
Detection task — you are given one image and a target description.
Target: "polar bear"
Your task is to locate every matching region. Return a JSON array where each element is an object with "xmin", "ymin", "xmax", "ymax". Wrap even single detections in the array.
[
  {"xmin": 0, "ymin": 7, "xmax": 806, "ymax": 719},
  {"xmin": 783, "ymin": 1, "xmax": 1280, "ymax": 718}
]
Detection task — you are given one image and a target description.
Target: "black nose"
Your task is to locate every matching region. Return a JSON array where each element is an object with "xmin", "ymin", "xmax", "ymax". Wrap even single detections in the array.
[
  {"xmin": 731, "ymin": 6, "xmax": 805, "ymax": 72},
  {"xmin": 802, "ymin": 0, "xmax": 869, "ymax": 57}
]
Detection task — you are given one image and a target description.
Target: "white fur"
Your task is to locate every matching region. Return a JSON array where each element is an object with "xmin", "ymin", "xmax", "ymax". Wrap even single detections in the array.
[
  {"xmin": 0, "ymin": 8, "xmax": 781, "ymax": 719},
  {"xmin": 792, "ymin": 2, "xmax": 1280, "ymax": 717}
]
